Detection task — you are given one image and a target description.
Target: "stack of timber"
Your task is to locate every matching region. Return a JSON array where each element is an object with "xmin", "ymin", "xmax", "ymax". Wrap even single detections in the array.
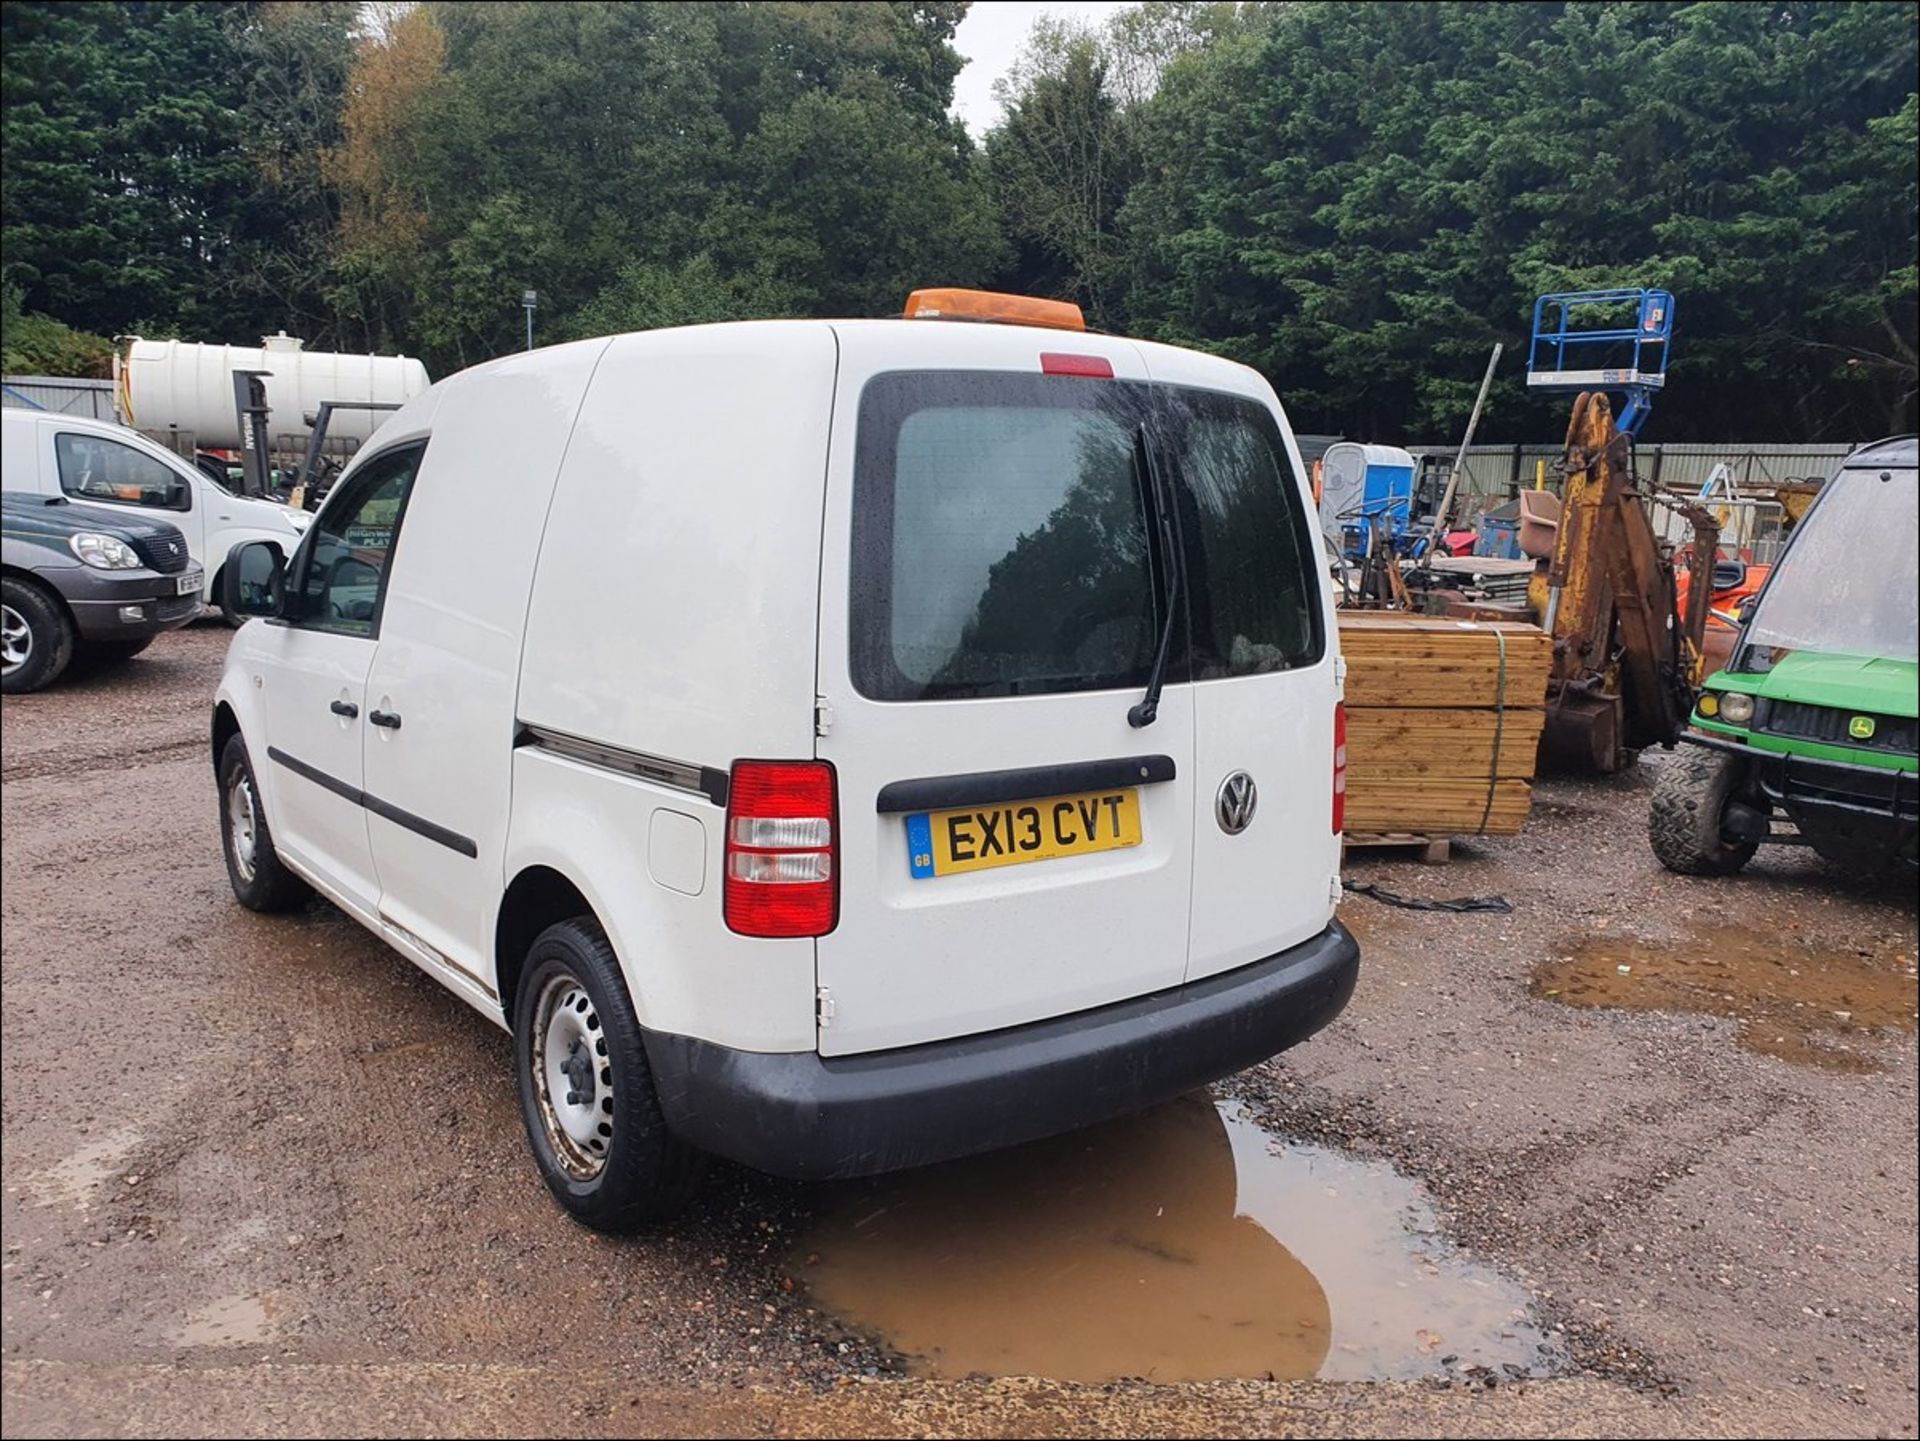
[{"xmin": 1338, "ymin": 614, "xmax": 1550, "ymax": 837}]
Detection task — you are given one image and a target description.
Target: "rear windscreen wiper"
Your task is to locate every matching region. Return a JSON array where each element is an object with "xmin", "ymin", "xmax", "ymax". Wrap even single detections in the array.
[{"xmin": 1129, "ymin": 423, "xmax": 1182, "ymax": 729}]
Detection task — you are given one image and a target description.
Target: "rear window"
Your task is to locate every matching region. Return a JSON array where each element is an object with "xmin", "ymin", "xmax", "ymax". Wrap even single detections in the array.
[
  {"xmin": 849, "ymin": 371, "xmax": 1323, "ymax": 701},
  {"xmin": 1167, "ymin": 388, "xmax": 1323, "ymax": 679}
]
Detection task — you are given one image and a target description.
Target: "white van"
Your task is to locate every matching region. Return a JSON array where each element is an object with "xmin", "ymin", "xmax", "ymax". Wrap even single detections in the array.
[
  {"xmin": 210, "ymin": 293, "xmax": 1360, "ymax": 1230},
  {"xmin": 1, "ymin": 407, "xmax": 310, "ymax": 617}
]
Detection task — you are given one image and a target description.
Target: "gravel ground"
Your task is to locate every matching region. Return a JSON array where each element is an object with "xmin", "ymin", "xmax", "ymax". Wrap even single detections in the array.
[{"xmin": 2, "ymin": 623, "xmax": 1914, "ymax": 1439}]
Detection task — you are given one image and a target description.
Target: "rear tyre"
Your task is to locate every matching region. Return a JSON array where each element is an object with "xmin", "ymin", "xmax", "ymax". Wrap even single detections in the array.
[
  {"xmin": 1649, "ymin": 746, "xmax": 1759, "ymax": 875},
  {"xmin": 217, "ymin": 734, "xmax": 313, "ymax": 912},
  {"xmin": 513, "ymin": 919, "xmax": 705, "ymax": 1231},
  {"xmin": 1, "ymin": 578, "xmax": 75, "ymax": 694}
]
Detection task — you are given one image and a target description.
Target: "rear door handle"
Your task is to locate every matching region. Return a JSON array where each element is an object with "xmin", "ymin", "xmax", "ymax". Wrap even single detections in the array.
[
  {"xmin": 329, "ymin": 699, "xmax": 359, "ymax": 719},
  {"xmin": 368, "ymin": 709, "xmax": 402, "ymax": 730}
]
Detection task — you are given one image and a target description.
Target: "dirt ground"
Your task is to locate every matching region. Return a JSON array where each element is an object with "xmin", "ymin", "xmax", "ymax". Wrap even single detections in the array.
[{"xmin": 3, "ymin": 623, "xmax": 1914, "ymax": 1439}]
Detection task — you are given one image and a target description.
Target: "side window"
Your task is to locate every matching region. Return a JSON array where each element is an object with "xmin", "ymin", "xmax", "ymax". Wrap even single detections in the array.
[
  {"xmin": 54, "ymin": 433, "xmax": 190, "ymax": 511},
  {"xmin": 292, "ymin": 444, "xmax": 424, "ymax": 638}
]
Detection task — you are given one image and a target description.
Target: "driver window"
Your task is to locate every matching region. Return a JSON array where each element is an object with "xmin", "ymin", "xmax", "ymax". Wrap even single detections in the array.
[
  {"xmin": 295, "ymin": 444, "xmax": 423, "ymax": 638},
  {"xmin": 54, "ymin": 433, "xmax": 189, "ymax": 510}
]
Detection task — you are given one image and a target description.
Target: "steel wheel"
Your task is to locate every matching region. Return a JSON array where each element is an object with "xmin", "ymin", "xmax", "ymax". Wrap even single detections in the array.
[
  {"xmin": 217, "ymin": 734, "xmax": 312, "ymax": 913},
  {"xmin": 1, "ymin": 603, "xmax": 30, "ymax": 678},
  {"xmin": 226, "ymin": 768, "xmax": 259, "ymax": 884},
  {"xmin": 529, "ymin": 973, "xmax": 613, "ymax": 1181}
]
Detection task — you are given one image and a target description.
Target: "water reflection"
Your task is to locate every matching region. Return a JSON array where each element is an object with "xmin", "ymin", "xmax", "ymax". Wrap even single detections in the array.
[{"xmin": 799, "ymin": 1096, "xmax": 1546, "ymax": 1383}]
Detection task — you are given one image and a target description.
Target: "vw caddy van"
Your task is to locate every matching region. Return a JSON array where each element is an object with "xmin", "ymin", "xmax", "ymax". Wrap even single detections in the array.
[{"xmin": 211, "ymin": 292, "xmax": 1361, "ymax": 1230}]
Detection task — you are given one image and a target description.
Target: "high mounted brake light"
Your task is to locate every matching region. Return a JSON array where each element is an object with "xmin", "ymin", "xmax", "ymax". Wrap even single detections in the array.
[
  {"xmin": 1040, "ymin": 352, "xmax": 1113, "ymax": 378},
  {"xmin": 724, "ymin": 760, "xmax": 838, "ymax": 938},
  {"xmin": 903, "ymin": 288, "xmax": 1086, "ymax": 333}
]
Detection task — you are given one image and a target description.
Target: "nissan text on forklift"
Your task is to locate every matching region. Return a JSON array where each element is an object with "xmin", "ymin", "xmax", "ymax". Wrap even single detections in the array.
[{"xmin": 1650, "ymin": 435, "xmax": 1919, "ymax": 881}]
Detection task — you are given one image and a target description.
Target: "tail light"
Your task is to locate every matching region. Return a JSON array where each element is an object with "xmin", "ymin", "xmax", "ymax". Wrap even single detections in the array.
[
  {"xmin": 724, "ymin": 760, "xmax": 838, "ymax": 937},
  {"xmin": 1332, "ymin": 703, "xmax": 1348, "ymax": 834}
]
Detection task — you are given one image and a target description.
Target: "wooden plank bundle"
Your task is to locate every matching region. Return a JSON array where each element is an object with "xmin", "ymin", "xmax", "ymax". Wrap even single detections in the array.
[
  {"xmin": 1338, "ymin": 614, "xmax": 1550, "ymax": 837},
  {"xmin": 1338, "ymin": 615, "xmax": 1553, "ymax": 707}
]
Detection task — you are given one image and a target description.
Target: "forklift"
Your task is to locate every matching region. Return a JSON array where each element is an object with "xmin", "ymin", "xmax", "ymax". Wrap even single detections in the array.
[{"xmin": 227, "ymin": 369, "xmax": 398, "ymax": 510}]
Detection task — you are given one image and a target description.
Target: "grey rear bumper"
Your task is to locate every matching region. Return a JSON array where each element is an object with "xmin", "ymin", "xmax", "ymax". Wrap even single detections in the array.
[{"xmin": 642, "ymin": 919, "xmax": 1359, "ymax": 1180}]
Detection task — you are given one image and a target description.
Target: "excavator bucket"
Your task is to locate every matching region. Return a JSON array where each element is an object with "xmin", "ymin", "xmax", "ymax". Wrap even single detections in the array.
[{"xmin": 1541, "ymin": 687, "xmax": 1626, "ymax": 774}]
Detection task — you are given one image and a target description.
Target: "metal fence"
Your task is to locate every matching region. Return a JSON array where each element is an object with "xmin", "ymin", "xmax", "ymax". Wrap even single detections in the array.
[
  {"xmin": 1403, "ymin": 440, "xmax": 1856, "ymax": 521},
  {"xmin": 1, "ymin": 375, "xmax": 116, "ymax": 420},
  {"xmin": 1649, "ymin": 495, "xmax": 1790, "ymax": 564}
]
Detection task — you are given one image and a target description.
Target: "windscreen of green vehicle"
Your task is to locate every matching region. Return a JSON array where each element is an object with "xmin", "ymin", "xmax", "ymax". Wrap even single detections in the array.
[{"xmin": 1736, "ymin": 465, "xmax": 1918, "ymax": 669}]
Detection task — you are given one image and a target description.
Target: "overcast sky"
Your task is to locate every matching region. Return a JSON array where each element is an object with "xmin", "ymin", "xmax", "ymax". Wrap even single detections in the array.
[{"xmin": 950, "ymin": 1, "xmax": 1134, "ymax": 136}]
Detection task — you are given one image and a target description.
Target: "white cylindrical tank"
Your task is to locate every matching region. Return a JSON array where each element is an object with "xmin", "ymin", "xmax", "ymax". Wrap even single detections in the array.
[{"xmin": 116, "ymin": 332, "xmax": 431, "ymax": 449}]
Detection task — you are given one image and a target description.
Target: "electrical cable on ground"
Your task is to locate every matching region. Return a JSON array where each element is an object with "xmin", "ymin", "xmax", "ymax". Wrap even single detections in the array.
[{"xmin": 1342, "ymin": 880, "xmax": 1514, "ymax": 913}]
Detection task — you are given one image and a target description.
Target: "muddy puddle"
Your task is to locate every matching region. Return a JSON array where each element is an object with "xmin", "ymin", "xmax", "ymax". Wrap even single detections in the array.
[
  {"xmin": 796, "ymin": 1097, "xmax": 1550, "ymax": 1384},
  {"xmin": 175, "ymin": 1293, "xmax": 274, "ymax": 1347},
  {"xmin": 25, "ymin": 1127, "xmax": 144, "ymax": 1210},
  {"xmin": 1532, "ymin": 921, "xmax": 1918, "ymax": 1071}
]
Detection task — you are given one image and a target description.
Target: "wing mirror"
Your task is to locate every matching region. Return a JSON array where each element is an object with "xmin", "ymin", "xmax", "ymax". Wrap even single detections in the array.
[{"xmin": 221, "ymin": 540, "xmax": 286, "ymax": 619}]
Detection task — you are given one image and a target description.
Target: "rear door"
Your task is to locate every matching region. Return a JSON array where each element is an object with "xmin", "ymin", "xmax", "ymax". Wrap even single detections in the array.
[
  {"xmin": 1137, "ymin": 347, "xmax": 1340, "ymax": 982},
  {"xmin": 814, "ymin": 326, "xmax": 1196, "ymax": 1056}
]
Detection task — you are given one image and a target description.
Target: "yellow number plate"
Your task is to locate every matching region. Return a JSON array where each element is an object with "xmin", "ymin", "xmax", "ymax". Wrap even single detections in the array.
[{"xmin": 906, "ymin": 789, "xmax": 1141, "ymax": 879}]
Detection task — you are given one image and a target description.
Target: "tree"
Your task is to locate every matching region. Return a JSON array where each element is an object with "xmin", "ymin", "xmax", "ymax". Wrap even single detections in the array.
[
  {"xmin": 1, "ymin": 1, "xmax": 258, "ymax": 337},
  {"xmin": 4, "ymin": 0, "xmax": 1909, "ymax": 435},
  {"xmin": 0, "ymin": 283, "xmax": 112, "ymax": 376},
  {"xmin": 986, "ymin": 2, "xmax": 1237, "ymax": 323},
  {"xmin": 1116, "ymin": 1, "xmax": 1918, "ymax": 441},
  {"xmin": 224, "ymin": 2, "xmax": 360, "ymax": 346},
  {"xmin": 988, "ymin": 25, "xmax": 1134, "ymax": 319},
  {"xmin": 568, "ymin": 254, "xmax": 801, "ymax": 338},
  {"xmin": 319, "ymin": 0, "xmax": 1000, "ymax": 368}
]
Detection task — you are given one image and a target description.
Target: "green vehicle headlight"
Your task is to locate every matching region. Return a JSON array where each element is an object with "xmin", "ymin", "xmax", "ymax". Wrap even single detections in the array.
[{"xmin": 1719, "ymin": 692, "xmax": 1755, "ymax": 725}]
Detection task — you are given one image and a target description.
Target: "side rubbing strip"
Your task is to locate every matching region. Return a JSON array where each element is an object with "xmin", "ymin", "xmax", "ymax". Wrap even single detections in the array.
[
  {"xmin": 267, "ymin": 746, "xmax": 478, "ymax": 859},
  {"xmin": 362, "ymin": 792, "xmax": 479, "ymax": 858},
  {"xmin": 268, "ymin": 746, "xmax": 359, "ymax": 804},
  {"xmin": 875, "ymin": 755, "xmax": 1177, "ymax": 814},
  {"xmin": 516, "ymin": 725, "xmax": 729, "ymax": 807}
]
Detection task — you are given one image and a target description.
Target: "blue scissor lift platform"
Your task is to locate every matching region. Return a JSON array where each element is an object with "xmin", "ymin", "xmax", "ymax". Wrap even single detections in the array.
[{"xmin": 1526, "ymin": 288, "xmax": 1674, "ymax": 438}]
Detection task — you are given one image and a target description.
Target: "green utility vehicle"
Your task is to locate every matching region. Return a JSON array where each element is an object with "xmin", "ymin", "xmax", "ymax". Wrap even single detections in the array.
[{"xmin": 1649, "ymin": 435, "xmax": 1917, "ymax": 879}]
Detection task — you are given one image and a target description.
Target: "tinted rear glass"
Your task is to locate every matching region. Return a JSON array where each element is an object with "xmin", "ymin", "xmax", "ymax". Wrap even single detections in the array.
[
  {"xmin": 850, "ymin": 371, "xmax": 1323, "ymax": 701},
  {"xmin": 1168, "ymin": 388, "xmax": 1323, "ymax": 679}
]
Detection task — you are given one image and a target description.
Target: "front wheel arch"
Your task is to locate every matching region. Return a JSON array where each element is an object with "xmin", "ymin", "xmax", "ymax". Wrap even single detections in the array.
[
  {"xmin": 0, "ymin": 566, "xmax": 78, "ymax": 633},
  {"xmin": 212, "ymin": 701, "xmax": 241, "ymax": 777}
]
